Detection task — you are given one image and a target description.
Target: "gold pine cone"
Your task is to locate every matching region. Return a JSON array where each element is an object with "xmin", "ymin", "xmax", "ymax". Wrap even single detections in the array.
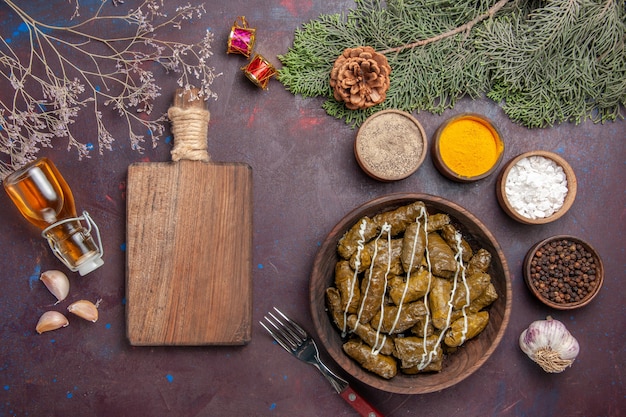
[{"xmin": 330, "ymin": 46, "xmax": 391, "ymax": 110}]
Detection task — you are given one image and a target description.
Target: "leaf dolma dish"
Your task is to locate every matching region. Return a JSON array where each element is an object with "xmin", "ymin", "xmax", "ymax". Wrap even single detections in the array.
[{"xmin": 310, "ymin": 193, "xmax": 511, "ymax": 394}]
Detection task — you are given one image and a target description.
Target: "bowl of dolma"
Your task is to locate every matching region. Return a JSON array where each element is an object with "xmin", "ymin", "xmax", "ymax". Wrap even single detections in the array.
[{"xmin": 310, "ymin": 193, "xmax": 512, "ymax": 394}]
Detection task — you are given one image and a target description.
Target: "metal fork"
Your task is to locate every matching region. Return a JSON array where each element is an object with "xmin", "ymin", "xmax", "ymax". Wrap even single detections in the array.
[{"xmin": 261, "ymin": 307, "xmax": 384, "ymax": 417}]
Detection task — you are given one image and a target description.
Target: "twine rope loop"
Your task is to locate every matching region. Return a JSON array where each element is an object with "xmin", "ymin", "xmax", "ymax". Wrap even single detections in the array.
[{"xmin": 167, "ymin": 106, "xmax": 210, "ymax": 162}]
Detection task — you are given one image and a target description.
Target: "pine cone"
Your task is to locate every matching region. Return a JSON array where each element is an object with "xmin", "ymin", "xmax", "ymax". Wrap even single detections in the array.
[{"xmin": 330, "ymin": 46, "xmax": 391, "ymax": 110}]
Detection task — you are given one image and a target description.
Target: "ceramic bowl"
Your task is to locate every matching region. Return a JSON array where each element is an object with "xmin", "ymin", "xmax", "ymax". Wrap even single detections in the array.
[
  {"xmin": 432, "ymin": 113, "xmax": 504, "ymax": 182},
  {"xmin": 354, "ymin": 109, "xmax": 427, "ymax": 181},
  {"xmin": 523, "ymin": 235, "xmax": 604, "ymax": 310},
  {"xmin": 496, "ymin": 151, "xmax": 577, "ymax": 225},
  {"xmin": 309, "ymin": 193, "xmax": 512, "ymax": 394}
]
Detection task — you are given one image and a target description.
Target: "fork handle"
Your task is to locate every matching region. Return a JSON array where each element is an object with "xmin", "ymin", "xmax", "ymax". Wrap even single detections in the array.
[
  {"xmin": 314, "ymin": 362, "xmax": 384, "ymax": 416},
  {"xmin": 339, "ymin": 386, "xmax": 385, "ymax": 417}
]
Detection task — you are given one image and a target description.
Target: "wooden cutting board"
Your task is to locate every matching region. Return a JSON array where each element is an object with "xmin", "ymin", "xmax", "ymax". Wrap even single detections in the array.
[{"xmin": 126, "ymin": 89, "xmax": 252, "ymax": 346}]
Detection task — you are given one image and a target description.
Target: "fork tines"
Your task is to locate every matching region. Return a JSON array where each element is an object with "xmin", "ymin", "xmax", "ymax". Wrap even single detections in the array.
[{"xmin": 260, "ymin": 307, "xmax": 308, "ymax": 352}]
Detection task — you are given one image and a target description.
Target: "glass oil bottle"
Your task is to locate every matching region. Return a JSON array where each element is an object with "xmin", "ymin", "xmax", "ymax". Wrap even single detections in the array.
[{"xmin": 3, "ymin": 157, "xmax": 104, "ymax": 275}]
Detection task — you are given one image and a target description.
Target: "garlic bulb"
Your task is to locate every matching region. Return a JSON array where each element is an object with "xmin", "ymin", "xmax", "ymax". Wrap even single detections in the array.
[
  {"xmin": 67, "ymin": 299, "xmax": 100, "ymax": 322},
  {"xmin": 36, "ymin": 311, "xmax": 69, "ymax": 334},
  {"xmin": 519, "ymin": 316, "xmax": 580, "ymax": 373},
  {"xmin": 40, "ymin": 270, "xmax": 70, "ymax": 304}
]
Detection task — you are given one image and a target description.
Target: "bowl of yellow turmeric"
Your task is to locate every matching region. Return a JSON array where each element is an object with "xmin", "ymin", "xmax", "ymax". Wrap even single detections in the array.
[{"xmin": 432, "ymin": 113, "xmax": 504, "ymax": 182}]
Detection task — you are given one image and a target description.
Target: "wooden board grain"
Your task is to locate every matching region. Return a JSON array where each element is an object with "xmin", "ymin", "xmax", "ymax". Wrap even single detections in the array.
[{"xmin": 126, "ymin": 160, "xmax": 252, "ymax": 345}]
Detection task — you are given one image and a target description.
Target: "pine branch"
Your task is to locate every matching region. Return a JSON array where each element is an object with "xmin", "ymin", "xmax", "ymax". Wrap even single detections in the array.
[
  {"xmin": 378, "ymin": 0, "xmax": 511, "ymax": 55},
  {"xmin": 278, "ymin": 0, "xmax": 626, "ymax": 129}
]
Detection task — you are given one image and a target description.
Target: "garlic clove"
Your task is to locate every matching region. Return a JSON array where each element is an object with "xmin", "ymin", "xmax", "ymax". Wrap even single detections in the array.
[
  {"xmin": 40, "ymin": 270, "xmax": 70, "ymax": 304},
  {"xmin": 67, "ymin": 299, "xmax": 99, "ymax": 322},
  {"xmin": 36, "ymin": 311, "xmax": 69, "ymax": 334}
]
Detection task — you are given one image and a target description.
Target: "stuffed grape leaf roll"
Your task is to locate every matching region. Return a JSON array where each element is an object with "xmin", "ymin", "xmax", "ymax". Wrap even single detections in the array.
[
  {"xmin": 388, "ymin": 269, "xmax": 431, "ymax": 306},
  {"xmin": 467, "ymin": 282, "xmax": 498, "ymax": 312},
  {"xmin": 401, "ymin": 222, "xmax": 426, "ymax": 273},
  {"xmin": 425, "ymin": 213, "xmax": 450, "ymax": 232},
  {"xmin": 351, "ymin": 238, "xmax": 403, "ymax": 275},
  {"xmin": 358, "ymin": 266, "xmax": 388, "ymax": 324},
  {"xmin": 451, "ymin": 272, "xmax": 492, "ymax": 310},
  {"xmin": 346, "ymin": 315, "xmax": 395, "ymax": 355},
  {"xmin": 427, "ymin": 232, "xmax": 458, "ymax": 279},
  {"xmin": 371, "ymin": 301, "xmax": 427, "ymax": 334},
  {"xmin": 372, "ymin": 201, "xmax": 426, "ymax": 236},
  {"xmin": 440, "ymin": 224, "xmax": 473, "ymax": 262},
  {"xmin": 325, "ymin": 287, "xmax": 347, "ymax": 331},
  {"xmin": 393, "ymin": 335, "xmax": 443, "ymax": 371},
  {"xmin": 446, "ymin": 282, "xmax": 498, "ymax": 324},
  {"xmin": 444, "ymin": 311, "xmax": 489, "ymax": 347},
  {"xmin": 337, "ymin": 216, "xmax": 379, "ymax": 260},
  {"xmin": 334, "ymin": 260, "xmax": 360, "ymax": 313},
  {"xmin": 429, "ymin": 277, "xmax": 453, "ymax": 330},
  {"xmin": 343, "ymin": 339, "xmax": 398, "ymax": 379},
  {"xmin": 466, "ymin": 248, "xmax": 492, "ymax": 275}
]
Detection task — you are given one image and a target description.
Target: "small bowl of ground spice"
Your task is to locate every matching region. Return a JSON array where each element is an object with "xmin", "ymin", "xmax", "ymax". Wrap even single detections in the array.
[
  {"xmin": 432, "ymin": 113, "xmax": 505, "ymax": 182},
  {"xmin": 523, "ymin": 235, "xmax": 604, "ymax": 310},
  {"xmin": 496, "ymin": 151, "xmax": 577, "ymax": 224},
  {"xmin": 354, "ymin": 109, "xmax": 427, "ymax": 181}
]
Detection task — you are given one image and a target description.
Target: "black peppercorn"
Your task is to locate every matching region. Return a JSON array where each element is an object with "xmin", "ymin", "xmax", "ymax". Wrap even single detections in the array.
[{"xmin": 529, "ymin": 238, "xmax": 599, "ymax": 305}]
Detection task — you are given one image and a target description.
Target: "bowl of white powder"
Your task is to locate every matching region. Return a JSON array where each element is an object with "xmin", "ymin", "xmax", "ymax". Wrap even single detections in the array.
[{"xmin": 496, "ymin": 151, "xmax": 577, "ymax": 224}]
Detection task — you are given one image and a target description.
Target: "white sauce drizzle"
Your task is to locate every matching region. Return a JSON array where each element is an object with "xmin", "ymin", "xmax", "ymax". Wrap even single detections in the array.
[
  {"xmin": 418, "ymin": 211, "xmax": 434, "ymax": 362},
  {"xmin": 356, "ymin": 223, "xmax": 391, "ymax": 330},
  {"xmin": 354, "ymin": 223, "xmax": 393, "ymax": 355},
  {"xmin": 342, "ymin": 218, "xmax": 368, "ymax": 336},
  {"xmin": 372, "ymin": 224, "xmax": 393, "ymax": 354},
  {"xmin": 388, "ymin": 206, "xmax": 428, "ymax": 335},
  {"xmin": 417, "ymin": 225, "xmax": 469, "ymax": 370},
  {"xmin": 454, "ymin": 232, "xmax": 471, "ymax": 345}
]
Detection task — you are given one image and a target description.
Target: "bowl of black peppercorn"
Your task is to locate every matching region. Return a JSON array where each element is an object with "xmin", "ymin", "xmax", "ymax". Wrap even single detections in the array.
[{"xmin": 523, "ymin": 235, "xmax": 604, "ymax": 310}]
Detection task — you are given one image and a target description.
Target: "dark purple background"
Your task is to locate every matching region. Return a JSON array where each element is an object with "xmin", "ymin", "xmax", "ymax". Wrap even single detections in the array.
[{"xmin": 0, "ymin": 1, "xmax": 624, "ymax": 416}]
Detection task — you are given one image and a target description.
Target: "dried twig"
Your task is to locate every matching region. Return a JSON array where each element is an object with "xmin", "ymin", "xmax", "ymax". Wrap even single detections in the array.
[{"xmin": 0, "ymin": 0, "xmax": 221, "ymax": 178}]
